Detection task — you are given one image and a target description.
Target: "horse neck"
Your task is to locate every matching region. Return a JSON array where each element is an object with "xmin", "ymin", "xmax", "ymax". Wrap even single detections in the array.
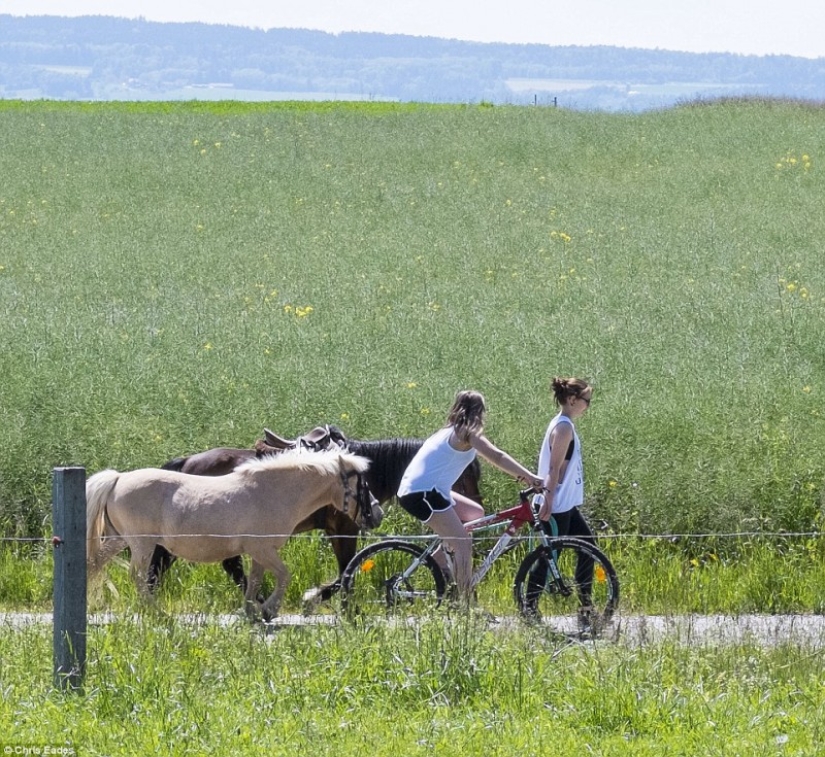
[
  {"xmin": 258, "ymin": 467, "xmax": 343, "ymax": 521},
  {"xmin": 347, "ymin": 438, "xmax": 423, "ymax": 504}
]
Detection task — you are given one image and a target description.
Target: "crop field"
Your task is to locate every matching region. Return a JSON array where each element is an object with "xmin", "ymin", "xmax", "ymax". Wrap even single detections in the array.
[{"xmin": 0, "ymin": 98, "xmax": 824, "ymax": 753}]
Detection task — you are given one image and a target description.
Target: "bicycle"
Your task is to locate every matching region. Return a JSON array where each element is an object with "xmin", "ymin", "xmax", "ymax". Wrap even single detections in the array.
[{"xmin": 340, "ymin": 487, "xmax": 619, "ymax": 638}]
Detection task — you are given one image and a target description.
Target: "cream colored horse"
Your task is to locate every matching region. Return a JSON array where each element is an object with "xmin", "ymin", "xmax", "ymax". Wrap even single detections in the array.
[{"xmin": 86, "ymin": 449, "xmax": 371, "ymax": 620}]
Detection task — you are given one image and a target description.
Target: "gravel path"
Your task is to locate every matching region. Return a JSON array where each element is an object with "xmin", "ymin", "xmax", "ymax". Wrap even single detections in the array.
[{"xmin": 3, "ymin": 611, "xmax": 825, "ymax": 647}]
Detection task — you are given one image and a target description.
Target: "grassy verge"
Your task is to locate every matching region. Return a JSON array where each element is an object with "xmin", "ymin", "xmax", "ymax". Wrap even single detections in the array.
[{"xmin": 1, "ymin": 613, "xmax": 823, "ymax": 755}]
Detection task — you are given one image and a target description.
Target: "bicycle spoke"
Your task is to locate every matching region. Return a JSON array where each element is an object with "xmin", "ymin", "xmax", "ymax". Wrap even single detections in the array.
[
  {"xmin": 514, "ymin": 538, "xmax": 619, "ymax": 639},
  {"xmin": 341, "ymin": 540, "xmax": 446, "ymax": 618}
]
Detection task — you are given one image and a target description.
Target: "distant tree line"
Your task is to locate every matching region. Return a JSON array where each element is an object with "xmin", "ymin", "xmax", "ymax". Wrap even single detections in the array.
[{"xmin": 1, "ymin": 14, "xmax": 823, "ymax": 110}]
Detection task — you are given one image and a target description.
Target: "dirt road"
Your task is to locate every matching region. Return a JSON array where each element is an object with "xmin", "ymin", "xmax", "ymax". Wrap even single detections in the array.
[{"xmin": 3, "ymin": 611, "xmax": 824, "ymax": 647}]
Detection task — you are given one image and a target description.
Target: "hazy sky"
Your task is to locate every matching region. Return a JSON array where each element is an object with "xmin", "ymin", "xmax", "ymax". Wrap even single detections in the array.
[{"xmin": 3, "ymin": 0, "xmax": 823, "ymax": 59}]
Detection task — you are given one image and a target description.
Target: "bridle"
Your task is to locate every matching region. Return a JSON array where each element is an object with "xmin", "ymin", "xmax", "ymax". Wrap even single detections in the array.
[{"xmin": 340, "ymin": 469, "xmax": 380, "ymax": 529}]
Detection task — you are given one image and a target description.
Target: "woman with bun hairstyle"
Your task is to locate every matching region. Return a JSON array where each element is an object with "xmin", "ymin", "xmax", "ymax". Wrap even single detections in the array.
[
  {"xmin": 398, "ymin": 390, "xmax": 544, "ymax": 603},
  {"xmin": 532, "ymin": 377, "xmax": 597, "ymax": 626}
]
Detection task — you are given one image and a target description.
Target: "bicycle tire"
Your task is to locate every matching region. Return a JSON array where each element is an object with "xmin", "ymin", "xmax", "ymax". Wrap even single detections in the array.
[
  {"xmin": 341, "ymin": 539, "xmax": 447, "ymax": 616},
  {"xmin": 513, "ymin": 537, "xmax": 619, "ymax": 638}
]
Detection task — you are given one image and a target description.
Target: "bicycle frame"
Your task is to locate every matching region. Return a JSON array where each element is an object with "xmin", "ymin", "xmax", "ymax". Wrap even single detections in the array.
[
  {"xmin": 394, "ymin": 491, "xmax": 555, "ymax": 592},
  {"xmin": 464, "ymin": 494, "xmax": 552, "ymax": 589}
]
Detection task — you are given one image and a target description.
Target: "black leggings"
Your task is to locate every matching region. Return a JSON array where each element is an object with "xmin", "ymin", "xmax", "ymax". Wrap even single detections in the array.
[
  {"xmin": 551, "ymin": 507, "xmax": 595, "ymax": 542},
  {"xmin": 529, "ymin": 507, "xmax": 596, "ymax": 607}
]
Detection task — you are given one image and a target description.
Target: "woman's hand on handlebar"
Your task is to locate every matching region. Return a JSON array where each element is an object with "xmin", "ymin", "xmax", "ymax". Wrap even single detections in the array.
[{"xmin": 518, "ymin": 474, "xmax": 544, "ymax": 490}]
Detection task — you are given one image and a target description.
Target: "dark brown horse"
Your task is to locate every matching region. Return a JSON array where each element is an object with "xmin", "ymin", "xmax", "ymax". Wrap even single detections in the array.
[{"xmin": 151, "ymin": 429, "xmax": 482, "ymax": 602}]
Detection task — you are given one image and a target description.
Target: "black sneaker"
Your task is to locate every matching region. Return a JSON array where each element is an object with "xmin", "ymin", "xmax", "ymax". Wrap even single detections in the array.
[{"xmin": 577, "ymin": 606, "xmax": 595, "ymax": 637}]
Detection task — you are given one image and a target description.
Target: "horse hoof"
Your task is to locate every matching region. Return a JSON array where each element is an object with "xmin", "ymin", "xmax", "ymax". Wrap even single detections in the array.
[{"xmin": 261, "ymin": 607, "xmax": 279, "ymax": 623}]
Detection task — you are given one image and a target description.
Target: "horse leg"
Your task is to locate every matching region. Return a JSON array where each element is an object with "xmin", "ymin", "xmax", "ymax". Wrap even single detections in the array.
[
  {"xmin": 128, "ymin": 542, "xmax": 157, "ymax": 600},
  {"xmin": 326, "ymin": 511, "xmax": 360, "ymax": 597},
  {"xmin": 303, "ymin": 508, "xmax": 360, "ymax": 608},
  {"xmin": 147, "ymin": 544, "xmax": 177, "ymax": 593},
  {"xmin": 221, "ymin": 556, "xmax": 248, "ymax": 593},
  {"xmin": 88, "ymin": 534, "xmax": 127, "ymax": 579},
  {"xmin": 244, "ymin": 561, "xmax": 265, "ymax": 621},
  {"xmin": 258, "ymin": 552, "xmax": 290, "ymax": 622}
]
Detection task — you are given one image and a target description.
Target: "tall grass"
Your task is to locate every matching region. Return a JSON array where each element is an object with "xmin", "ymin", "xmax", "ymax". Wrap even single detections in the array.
[
  {"xmin": 1, "ymin": 614, "xmax": 824, "ymax": 755},
  {"xmin": 0, "ymin": 100, "xmax": 823, "ymax": 542},
  {"xmin": 2, "ymin": 529, "xmax": 824, "ymax": 618}
]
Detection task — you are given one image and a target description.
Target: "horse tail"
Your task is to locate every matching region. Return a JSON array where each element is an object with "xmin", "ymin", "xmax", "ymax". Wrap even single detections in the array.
[
  {"xmin": 160, "ymin": 456, "xmax": 187, "ymax": 472},
  {"xmin": 86, "ymin": 469, "xmax": 121, "ymax": 575}
]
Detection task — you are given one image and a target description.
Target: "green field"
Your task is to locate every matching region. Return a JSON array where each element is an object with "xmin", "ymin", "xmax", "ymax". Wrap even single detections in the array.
[
  {"xmin": 2, "ymin": 97, "xmax": 825, "ymax": 599},
  {"xmin": 1, "ymin": 99, "xmax": 823, "ymax": 535},
  {"xmin": 1, "ymin": 97, "xmax": 825, "ymax": 755}
]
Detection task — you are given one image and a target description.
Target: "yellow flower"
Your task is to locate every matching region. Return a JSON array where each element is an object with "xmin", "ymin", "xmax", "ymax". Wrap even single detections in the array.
[
  {"xmin": 406, "ymin": 382, "xmax": 418, "ymax": 389},
  {"xmin": 203, "ymin": 342, "xmax": 213, "ymax": 351},
  {"xmin": 608, "ymin": 480, "xmax": 618, "ymax": 488},
  {"xmin": 361, "ymin": 559, "xmax": 376, "ymax": 572}
]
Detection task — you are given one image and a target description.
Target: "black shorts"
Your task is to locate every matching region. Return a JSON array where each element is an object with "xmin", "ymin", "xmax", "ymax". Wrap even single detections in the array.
[{"xmin": 398, "ymin": 489, "xmax": 453, "ymax": 523}]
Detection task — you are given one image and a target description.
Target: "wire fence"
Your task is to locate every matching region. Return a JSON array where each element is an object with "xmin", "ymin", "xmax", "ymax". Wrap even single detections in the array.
[{"xmin": 0, "ymin": 529, "xmax": 821, "ymax": 545}]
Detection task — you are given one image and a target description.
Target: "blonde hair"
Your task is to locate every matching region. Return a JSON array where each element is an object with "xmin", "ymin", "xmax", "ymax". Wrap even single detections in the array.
[
  {"xmin": 446, "ymin": 390, "xmax": 486, "ymax": 440},
  {"xmin": 551, "ymin": 377, "xmax": 591, "ymax": 406}
]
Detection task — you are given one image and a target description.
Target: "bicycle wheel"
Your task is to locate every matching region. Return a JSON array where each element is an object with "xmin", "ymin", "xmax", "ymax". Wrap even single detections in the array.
[
  {"xmin": 514, "ymin": 537, "xmax": 619, "ymax": 638},
  {"xmin": 341, "ymin": 539, "xmax": 447, "ymax": 617}
]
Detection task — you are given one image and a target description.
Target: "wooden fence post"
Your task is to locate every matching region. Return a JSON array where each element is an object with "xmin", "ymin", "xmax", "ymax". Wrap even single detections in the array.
[{"xmin": 52, "ymin": 466, "xmax": 86, "ymax": 691}]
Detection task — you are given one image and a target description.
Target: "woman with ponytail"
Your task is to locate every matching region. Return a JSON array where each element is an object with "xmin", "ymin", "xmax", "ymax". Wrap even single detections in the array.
[
  {"xmin": 398, "ymin": 390, "xmax": 543, "ymax": 603},
  {"xmin": 532, "ymin": 377, "xmax": 597, "ymax": 629}
]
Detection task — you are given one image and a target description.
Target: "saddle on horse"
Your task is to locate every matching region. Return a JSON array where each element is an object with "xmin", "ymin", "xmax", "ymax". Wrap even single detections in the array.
[{"xmin": 254, "ymin": 424, "xmax": 348, "ymax": 456}]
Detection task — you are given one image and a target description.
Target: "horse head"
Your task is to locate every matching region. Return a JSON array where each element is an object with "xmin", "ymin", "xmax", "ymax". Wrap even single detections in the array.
[{"xmin": 338, "ymin": 453, "xmax": 383, "ymax": 530}]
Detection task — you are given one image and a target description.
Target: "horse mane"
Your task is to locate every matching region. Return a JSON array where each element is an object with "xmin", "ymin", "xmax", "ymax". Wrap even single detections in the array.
[
  {"xmin": 234, "ymin": 448, "xmax": 369, "ymax": 477},
  {"xmin": 345, "ymin": 438, "xmax": 422, "ymax": 489}
]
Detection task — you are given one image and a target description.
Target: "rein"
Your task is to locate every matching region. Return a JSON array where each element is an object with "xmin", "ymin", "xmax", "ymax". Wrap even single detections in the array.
[{"xmin": 340, "ymin": 469, "xmax": 376, "ymax": 529}]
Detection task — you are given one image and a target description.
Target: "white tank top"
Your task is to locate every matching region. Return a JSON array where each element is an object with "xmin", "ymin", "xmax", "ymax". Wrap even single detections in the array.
[
  {"xmin": 533, "ymin": 413, "xmax": 583, "ymax": 514},
  {"xmin": 397, "ymin": 426, "xmax": 477, "ymax": 500}
]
